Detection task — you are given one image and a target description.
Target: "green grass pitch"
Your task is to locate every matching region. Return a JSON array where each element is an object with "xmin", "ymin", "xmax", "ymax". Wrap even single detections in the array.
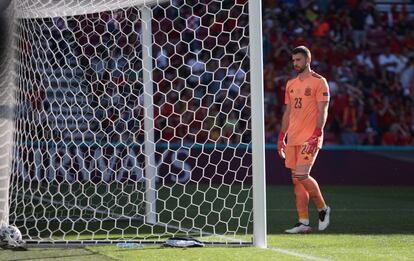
[{"xmin": 1, "ymin": 185, "xmax": 414, "ymax": 260}]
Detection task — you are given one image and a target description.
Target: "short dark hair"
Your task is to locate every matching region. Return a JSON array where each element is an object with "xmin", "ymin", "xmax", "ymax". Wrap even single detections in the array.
[{"xmin": 292, "ymin": 46, "xmax": 311, "ymax": 59}]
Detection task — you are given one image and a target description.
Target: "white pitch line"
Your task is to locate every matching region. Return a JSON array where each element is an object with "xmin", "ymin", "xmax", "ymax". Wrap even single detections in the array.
[{"xmin": 268, "ymin": 247, "xmax": 333, "ymax": 261}]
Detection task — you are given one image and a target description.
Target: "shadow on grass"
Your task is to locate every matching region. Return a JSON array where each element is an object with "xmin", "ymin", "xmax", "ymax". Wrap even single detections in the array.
[{"xmin": 0, "ymin": 248, "xmax": 115, "ymax": 261}]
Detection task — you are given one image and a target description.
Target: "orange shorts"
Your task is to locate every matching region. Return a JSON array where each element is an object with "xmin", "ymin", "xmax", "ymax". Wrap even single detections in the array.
[{"xmin": 285, "ymin": 145, "xmax": 319, "ymax": 170}]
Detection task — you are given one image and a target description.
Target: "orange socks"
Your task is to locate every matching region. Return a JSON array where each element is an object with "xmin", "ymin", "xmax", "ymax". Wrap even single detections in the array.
[
  {"xmin": 292, "ymin": 178, "xmax": 310, "ymax": 224},
  {"xmin": 299, "ymin": 176, "xmax": 326, "ymax": 211}
]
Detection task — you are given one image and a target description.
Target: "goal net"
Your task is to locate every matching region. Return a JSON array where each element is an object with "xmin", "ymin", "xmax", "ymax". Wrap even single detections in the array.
[{"xmin": 6, "ymin": 0, "xmax": 266, "ymax": 246}]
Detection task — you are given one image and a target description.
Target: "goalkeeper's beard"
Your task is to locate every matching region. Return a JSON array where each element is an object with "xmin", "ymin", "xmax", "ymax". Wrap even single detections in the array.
[{"xmin": 294, "ymin": 65, "xmax": 306, "ymax": 74}]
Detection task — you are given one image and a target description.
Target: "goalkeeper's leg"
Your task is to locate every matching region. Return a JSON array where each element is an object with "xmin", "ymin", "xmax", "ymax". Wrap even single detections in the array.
[
  {"xmin": 284, "ymin": 146, "xmax": 312, "ymax": 233},
  {"xmin": 294, "ymin": 161, "xmax": 330, "ymax": 231},
  {"xmin": 285, "ymin": 174, "xmax": 312, "ymax": 234},
  {"xmin": 293, "ymin": 175, "xmax": 310, "ymax": 225}
]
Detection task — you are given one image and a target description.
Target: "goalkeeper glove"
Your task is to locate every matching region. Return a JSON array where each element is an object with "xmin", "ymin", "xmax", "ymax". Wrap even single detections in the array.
[
  {"xmin": 304, "ymin": 128, "xmax": 322, "ymax": 155},
  {"xmin": 277, "ymin": 131, "xmax": 286, "ymax": 159}
]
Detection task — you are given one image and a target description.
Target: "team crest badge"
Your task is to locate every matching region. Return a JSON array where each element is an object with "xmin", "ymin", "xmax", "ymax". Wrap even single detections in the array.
[{"xmin": 304, "ymin": 87, "xmax": 311, "ymax": 96}]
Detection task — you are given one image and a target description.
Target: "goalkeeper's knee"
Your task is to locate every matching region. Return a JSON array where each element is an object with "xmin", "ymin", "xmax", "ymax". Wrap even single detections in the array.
[
  {"xmin": 293, "ymin": 165, "xmax": 311, "ymax": 180},
  {"xmin": 293, "ymin": 172, "xmax": 309, "ymax": 181}
]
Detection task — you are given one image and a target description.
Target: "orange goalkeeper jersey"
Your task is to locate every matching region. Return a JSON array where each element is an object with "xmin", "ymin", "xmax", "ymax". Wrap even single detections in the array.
[{"xmin": 284, "ymin": 71, "xmax": 330, "ymax": 147}]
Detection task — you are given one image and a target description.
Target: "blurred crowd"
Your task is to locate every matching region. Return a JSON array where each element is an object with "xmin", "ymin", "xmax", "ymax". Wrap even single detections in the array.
[
  {"xmin": 263, "ymin": 0, "xmax": 414, "ymax": 146},
  {"xmin": 21, "ymin": 0, "xmax": 252, "ymax": 145},
  {"xmin": 20, "ymin": 0, "xmax": 414, "ymax": 147}
]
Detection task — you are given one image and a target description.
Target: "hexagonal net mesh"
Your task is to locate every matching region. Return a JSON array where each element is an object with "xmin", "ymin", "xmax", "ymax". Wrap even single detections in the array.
[{"xmin": 8, "ymin": 0, "xmax": 262, "ymax": 246}]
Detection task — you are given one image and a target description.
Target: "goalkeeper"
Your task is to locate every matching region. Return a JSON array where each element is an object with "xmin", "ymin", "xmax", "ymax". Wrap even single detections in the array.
[{"xmin": 278, "ymin": 46, "xmax": 331, "ymax": 234}]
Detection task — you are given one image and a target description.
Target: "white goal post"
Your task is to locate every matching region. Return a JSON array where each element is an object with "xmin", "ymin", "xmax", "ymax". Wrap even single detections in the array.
[{"xmin": 4, "ymin": 0, "xmax": 267, "ymax": 247}]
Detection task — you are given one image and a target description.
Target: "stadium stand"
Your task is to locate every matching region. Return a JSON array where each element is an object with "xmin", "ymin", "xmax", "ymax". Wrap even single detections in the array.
[
  {"xmin": 263, "ymin": 0, "xmax": 414, "ymax": 145},
  {"xmin": 22, "ymin": 0, "xmax": 413, "ymax": 146}
]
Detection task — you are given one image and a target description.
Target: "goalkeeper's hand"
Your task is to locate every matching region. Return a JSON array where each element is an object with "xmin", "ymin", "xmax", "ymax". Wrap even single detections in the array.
[
  {"xmin": 277, "ymin": 131, "xmax": 286, "ymax": 159},
  {"xmin": 304, "ymin": 128, "xmax": 322, "ymax": 155}
]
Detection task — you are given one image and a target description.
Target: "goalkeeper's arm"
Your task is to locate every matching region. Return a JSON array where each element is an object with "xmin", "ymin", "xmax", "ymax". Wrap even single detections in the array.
[
  {"xmin": 278, "ymin": 104, "xmax": 291, "ymax": 159},
  {"xmin": 304, "ymin": 101, "xmax": 329, "ymax": 154}
]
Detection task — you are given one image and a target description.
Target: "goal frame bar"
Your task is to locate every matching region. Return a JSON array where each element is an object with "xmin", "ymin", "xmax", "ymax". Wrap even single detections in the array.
[
  {"xmin": 8, "ymin": 0, "xmax": 267, "ymax": 248},
  {"xmin": 248, "ymin": 0, "xmax": 267, "ymax": 249}
]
